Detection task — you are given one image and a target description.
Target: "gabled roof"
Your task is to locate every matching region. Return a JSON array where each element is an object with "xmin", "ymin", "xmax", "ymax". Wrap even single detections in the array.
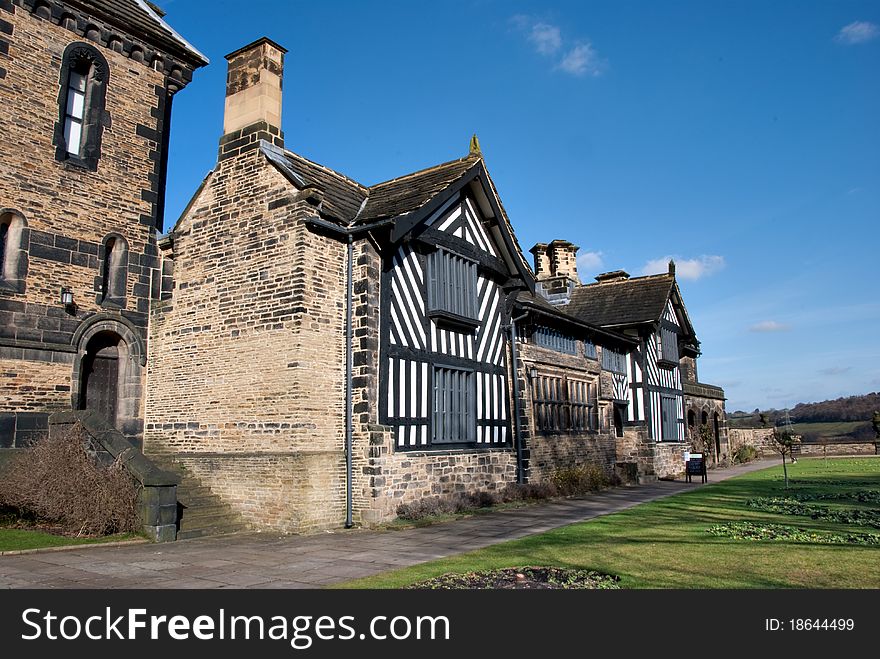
[
  {"xmin": 259, "ymin": 143, "xmax": 534, "ymax": 287},
  {"xmin": 566, "ymin": 272, "xmax": 698, "ymax": 344},
  {"xmin": 360, "ymin": 156, "xmax": 480, "ymax": 222},
  {"xmin": 73, "ymin": 1, "xmax": 209, "ymax": 66},
  {"xmin": 514, "ymin": 291, "xmax": 636, "ymax": 349},
  {"xmin": 262, "ymin": 144, "xmax": 368, "ymax": 222},
  {"xmin": 567, "ymin": 273, "xmax": 676, "ymax": 327}
]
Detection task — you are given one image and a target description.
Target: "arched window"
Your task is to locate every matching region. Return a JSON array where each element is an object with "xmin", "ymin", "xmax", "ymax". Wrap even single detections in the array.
[
  {"xmin": 0, "ymin": 210, "xmax": 28, "ymax": 293},
  {"xmin": 99, "ymin": 233, "xmax": 128, "ymax": 308},
  {"xmin": 54, "ymin": 42, "xmax": 109, "ymax": 171}
]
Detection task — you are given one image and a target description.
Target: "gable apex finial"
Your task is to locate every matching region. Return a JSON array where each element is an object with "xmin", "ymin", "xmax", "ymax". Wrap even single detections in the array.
[
  {"xmin": 668, "ymin": 259, "xmax": 676, "ymax": 276},
  {"xmin": 469, "ymin": 133, "xmax": 482, "ymax": 156}
]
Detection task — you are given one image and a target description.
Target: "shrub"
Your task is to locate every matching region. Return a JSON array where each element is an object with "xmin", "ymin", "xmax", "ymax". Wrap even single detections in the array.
[
  {"xmin": 552, "ymin": 464, "xmax": 611, "ymax": 497},
  {"xmin": 0, "ymin": 423, "xmax": 140, "ymax": 536},
  {"xmin": 733, "ymin": 445, "xmax": 758, "ymax": 464},
  {"xmin": 499, "ymin": 481, "xmax": 558, "ymax": 502}
]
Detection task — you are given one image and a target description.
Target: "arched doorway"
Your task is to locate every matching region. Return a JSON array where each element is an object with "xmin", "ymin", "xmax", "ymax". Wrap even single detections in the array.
[
  {"xmin": 613, "ymin": 404, "xmax": 625, "ymax": 437},
  {"xmin": 79, "ymin": 330, "xmax": 123, "ymax": 426},
  {"xmin": 713, "ymin": 412, "xmax": 721, "ymax": 461}
]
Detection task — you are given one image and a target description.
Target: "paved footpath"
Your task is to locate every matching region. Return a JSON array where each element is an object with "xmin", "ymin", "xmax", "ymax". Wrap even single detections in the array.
[{"xmin": 0, "ymin": 460, "xmax": 774, "ymax": 589}]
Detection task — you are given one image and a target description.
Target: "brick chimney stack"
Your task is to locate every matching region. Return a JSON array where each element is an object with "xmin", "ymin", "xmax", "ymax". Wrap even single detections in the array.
[{"xmin": 218, "ymin": 37, "xmax": 286, "ymax": 159}]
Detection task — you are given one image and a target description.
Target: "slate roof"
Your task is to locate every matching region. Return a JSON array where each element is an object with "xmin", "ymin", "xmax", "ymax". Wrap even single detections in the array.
[
  {"xmin": 259, "ymin": 144, "xmax": 534, "ymax": 282},
  {"xmin": 566, "ymin": 273, "xmax": 676, "ymax": 328},
  {"xmin": 262, "ymin": 144, "xmax": 368, "ymax": 223},
  {"xmin": 514, "ymin": 291, "xmax": 636, "ymax": 348},
  {"xmin": 359, "ymin": 156, "xmax": 480, "ymax": 222},
  {"xmin": 75, "ymin": 0, "xmax": 208, "ymax": 65}
]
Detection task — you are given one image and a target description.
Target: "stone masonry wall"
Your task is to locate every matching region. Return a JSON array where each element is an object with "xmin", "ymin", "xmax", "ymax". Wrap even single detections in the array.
[
  {"xmin": 651, "ymin": 441, "xmax": 687, "ymax": 479},
  {"xmin": 798, "ymin": 441, "xmax": 878, "ymax": 457},
  {"xmin": 0, "ymin": 3, "xmax": 183, "ymax": 446},
  {"xmin": 174, "ymin": 452, "xmax": 345, "ymax": 532},
  {"xmin": 362, "ymin": 424, "xmax": 517, "ymax": 523},
  {"xmin": 144, "ymin": 146, "xmax": 348, "ymax": 531},
  {"xmin": 516, "ymin": 337, "xmax": 617, "ymax": 482},
  {"xmin": 728, "ymin": 428, "xmax": 776, "ymax": 456}
]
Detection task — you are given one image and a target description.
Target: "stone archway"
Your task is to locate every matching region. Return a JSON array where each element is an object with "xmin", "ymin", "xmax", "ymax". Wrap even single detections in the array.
[
  {"xmin": 79, "ymin": 330, "xmax": 123, "ymax": 424},
  {"xmin": 71, "ymin": 315, "xmax": 146, "ymax": 443}
]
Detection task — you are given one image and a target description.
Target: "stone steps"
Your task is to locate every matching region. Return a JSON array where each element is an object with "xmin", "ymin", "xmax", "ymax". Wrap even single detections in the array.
[{"xmin": 146, "ymin": 454, "xmax": 249, "ymax": 540}]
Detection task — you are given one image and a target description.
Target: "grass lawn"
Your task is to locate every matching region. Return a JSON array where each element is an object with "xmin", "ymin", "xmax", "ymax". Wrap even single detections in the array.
[
  {"xmin": 338, "ymin": 457, "xmax": 880, "ymax": 589},
  {"xmin": 0, "ymin": 527, "xmax": 142, "ymax": 553}
]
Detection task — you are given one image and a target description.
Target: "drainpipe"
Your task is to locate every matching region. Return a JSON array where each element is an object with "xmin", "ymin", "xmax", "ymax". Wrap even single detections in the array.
[
  {"xmin": 507, "ymin": 311, "xmax": 529, "ymax": 484},
  {"xmin": 345, "ymin": 232, "xmax": 354, "ymax": 529},
  {"xmin": 302, "ymin": 216, "xmax": 393, "ymax": 529}
]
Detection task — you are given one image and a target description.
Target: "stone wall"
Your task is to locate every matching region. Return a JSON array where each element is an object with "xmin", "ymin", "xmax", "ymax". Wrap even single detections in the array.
[
  {"xmin": 797, "ymin": 441, "xmax": 879, "ymax": 457},
  {"xmin": 0, "ymin": 2, "xmax": 198, "ymax": 447},
  {"xmin": 515, "ymin": 337, "xmax": 618, "ymax": 482},
  {"xmin": 174, "ymin": 452, "xmax": 345, "ymax": 532},
  {"xmin": 144, "ymin": 146, "xmax": 348, "ymax": 531},
  {"xmin": 361, "ymin": 423, "xmax": 517, "ymax": 523},
  {"xmin": 728, "ymin": 428, "xmax": 776, "ymax": 456},
  {"xmin": 651, "ymin": 441, "xmax": 687, "ymax": 479},
  {"xmin": 683, "ymin": 387, "xmax": 728, "ymax": 464}
]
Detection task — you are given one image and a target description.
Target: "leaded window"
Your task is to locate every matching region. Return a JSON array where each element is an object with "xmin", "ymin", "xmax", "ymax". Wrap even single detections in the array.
[
  {"xmin": 532, "ymin": 374, "xmax": 595, "ymax": 434},
  {"xmin": 602, "ymin": 347, "xmax": 627, "ymax": 374},
  {"xmin": 660, "ymin": 327, "xmax": 679, "ymax": 364},
  {"xmin": 55, "ymin": 42, "xmax": 109, "ymax": 171},
  {"xmin": 533, "ymin": 326, "xmax": 577, "ymax": 355},
  {"xmin": 583, "ymin": 339, "xmax": 597, "ymax": 359},
  {"xmin": 660, "ymin": 395, "xmax": 680, "ymax": 441},
  {"xmin": 427, "ymin": 248, "xmax": 478, "ymax": 322},
  {"xmin": 432, "ymin": 366, "xmax": 475, "ymax": 443}
]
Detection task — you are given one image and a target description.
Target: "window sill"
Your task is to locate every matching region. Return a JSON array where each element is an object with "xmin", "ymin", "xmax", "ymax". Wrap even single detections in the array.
[
  {"xmin": 657, "ymin": 359, "xmax": 678, "ymax": 370},
  {"xmin": 395, "ymin": 444, "xmax": 510, "ymax": 455},
  {"xmin": 428, "ymin": 309, "xmax": 480, "ymax": 332}
]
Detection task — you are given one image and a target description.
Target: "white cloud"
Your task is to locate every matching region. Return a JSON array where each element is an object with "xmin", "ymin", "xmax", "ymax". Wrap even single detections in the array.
[
  {"xmin": 528, "ymin": 23, "xmax": 562, "ymax": 55},
  {"xmin": 576, "ymin": 250, "xmax": 604, "ymax": 273},
  {"xmin": 510, "ymin": 15, "xmax": 604, "ymax": 77},
  {"xmin": 749, "ymin": 321, "xmax": 791, "ymax": 333},
  {"xmin": 835, "ymin": 21, "xmax": 879, "ymax": 44},
  {"xmin": 640, "ymin": 255, "xmax": 725, "ymax": 281},
  {"xmin": 557, "ymin": 43, "xmax": 603, "ymax": 77}
]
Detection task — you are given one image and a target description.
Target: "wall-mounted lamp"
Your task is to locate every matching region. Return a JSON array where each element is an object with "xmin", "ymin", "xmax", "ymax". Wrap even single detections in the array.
[
  {"xmin": 60, "ymin": 287, "xmax": 76, "ymax": 313},
  {"xmin": 529, "ymin": 367, "xmax": 538, "ymax": 380}
]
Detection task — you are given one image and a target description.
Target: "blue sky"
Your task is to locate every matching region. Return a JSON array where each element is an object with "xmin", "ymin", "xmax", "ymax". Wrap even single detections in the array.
[{"xmin": 159, "ymin": 0, "xmax": 879, "ymax": 412}]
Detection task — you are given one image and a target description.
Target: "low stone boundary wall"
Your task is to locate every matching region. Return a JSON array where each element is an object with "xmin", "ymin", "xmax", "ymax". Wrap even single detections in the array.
[
  {"xmin": 798, "ymin": 441, "xmax": 879, "ymax": 456},
  {"xmin": 49, "ymin": 410, "xmax": 180, "ymax": 542}
]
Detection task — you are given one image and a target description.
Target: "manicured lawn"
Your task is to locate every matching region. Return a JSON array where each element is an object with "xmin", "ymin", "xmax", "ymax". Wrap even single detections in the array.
[
  {"xmin": 0, "ymin": 528, "xmax": 142, "ymax": 553},
  {"xmin": 338, "ymin": 458, "xmax": 880, "ymax": 589}
]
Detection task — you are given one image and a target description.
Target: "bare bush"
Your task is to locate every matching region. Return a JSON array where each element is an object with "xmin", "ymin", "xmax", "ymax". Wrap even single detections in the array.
[
  {"xmin": 0, "ymin": 423, "xmax": 140, "ymax": 536},
  {"xmin": 552, "ymin": 464, "xmax": 611, "ymax": 496}
]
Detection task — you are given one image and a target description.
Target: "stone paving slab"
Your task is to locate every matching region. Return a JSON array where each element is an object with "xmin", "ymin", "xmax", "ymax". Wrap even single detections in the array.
[{"xmin": 0, "ymin": 460, "xmax": 774, "ymax": 589}]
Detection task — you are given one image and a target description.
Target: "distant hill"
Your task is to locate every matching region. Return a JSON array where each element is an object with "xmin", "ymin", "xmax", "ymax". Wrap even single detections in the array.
[{"xmin": 729, "ymin": 392, "xmax": 880, "ymax": 442}]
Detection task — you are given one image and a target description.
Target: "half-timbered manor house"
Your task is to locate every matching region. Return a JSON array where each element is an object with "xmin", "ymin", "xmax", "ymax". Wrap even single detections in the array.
[
  {"xmin": 143, "ymin": 37, "xmax": 729, "ymax": 533},
  {"xmin": 0, "ymin": 6, "xmax": 729, "ymax": 538}
]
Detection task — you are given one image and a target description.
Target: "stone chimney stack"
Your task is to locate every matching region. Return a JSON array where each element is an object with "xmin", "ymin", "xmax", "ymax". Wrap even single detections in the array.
[
  {"xmin": 530, "ymin": 243, "xmax": 551, "ymax": 279},
  {"xmin": 530, "ymin": 239, "xmax": 580, "ymax": 306},
  {"xmin": 530, "ymin": 240, "xmax": 580, "ymax": 284},
  {"xmin": 219, "ymin": 37, "xmax": 286, "ymax": 159},
  {"xmin": 547, "ymin": 240, "xmax": 580, "ymax": 285}
]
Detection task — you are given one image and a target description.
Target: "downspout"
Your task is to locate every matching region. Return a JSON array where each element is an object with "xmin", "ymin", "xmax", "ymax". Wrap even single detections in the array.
[
  {"xmin": 508, "ymin": 311, "xmax": 529, "ymax": 484},
  {"xmin": 302, "ymin": 215, "xmax": 393, "ymax": 529},
  {"xmin": 344, "ymin": 232, "xmax": 354, "ymax": 528}
]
